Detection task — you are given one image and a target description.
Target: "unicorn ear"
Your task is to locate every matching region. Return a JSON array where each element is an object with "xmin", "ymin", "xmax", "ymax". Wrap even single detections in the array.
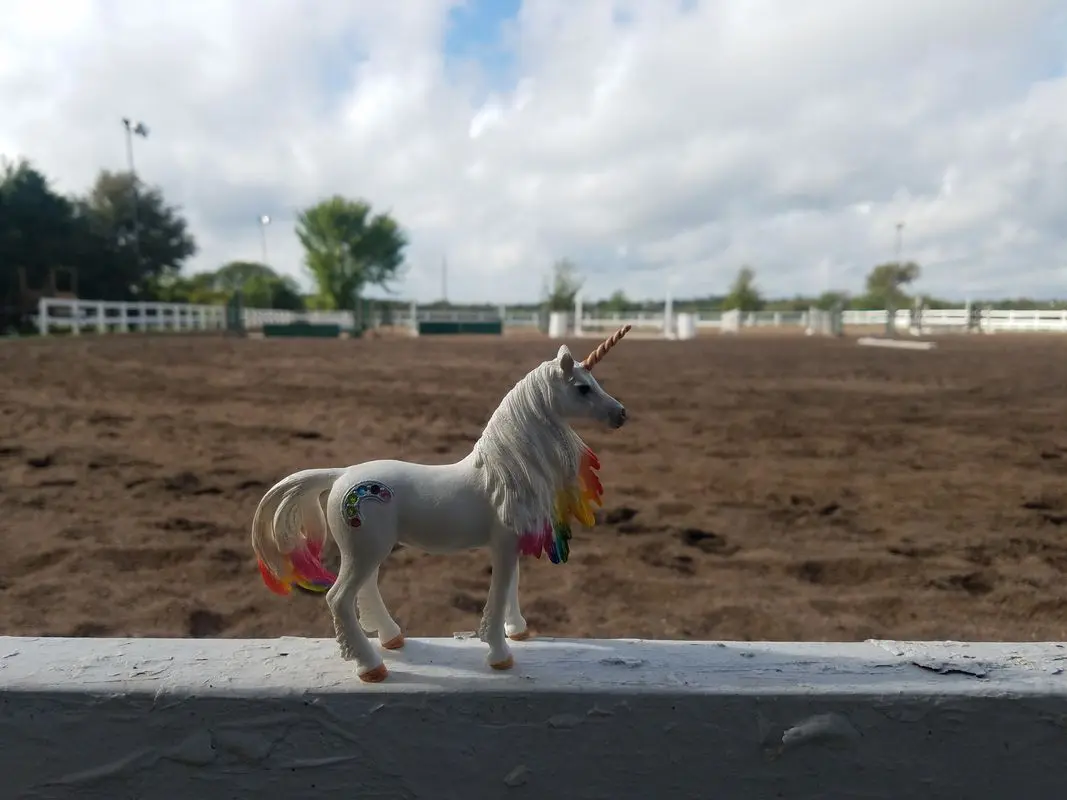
[{"xmin": 557, "ymin": 344, "xmax": 574, "ymax": 376}]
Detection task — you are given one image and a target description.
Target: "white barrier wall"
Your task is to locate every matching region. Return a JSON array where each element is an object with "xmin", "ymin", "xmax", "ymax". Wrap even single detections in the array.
[
  {"xmin": 547, "ymin": 310, "xmax": 569, "ymax": 338},
  {"xmin": 675, "ymin": 311, "xmax": 697, "ymax": 340},
  {"xmin": 3, "ymin": 635, "xmax": 1067, "ymax": 799}
]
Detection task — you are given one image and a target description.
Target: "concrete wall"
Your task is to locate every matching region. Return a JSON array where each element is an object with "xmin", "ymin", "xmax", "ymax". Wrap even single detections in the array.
[{"xmin": 3, "ymin": 635, "xmax": 1067, "ymax": 799}]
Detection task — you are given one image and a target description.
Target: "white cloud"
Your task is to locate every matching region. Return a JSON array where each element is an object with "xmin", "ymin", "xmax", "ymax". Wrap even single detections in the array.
[{"xmin": 2, "ymin": 0, "xmax": 1066, "ymax": 303}]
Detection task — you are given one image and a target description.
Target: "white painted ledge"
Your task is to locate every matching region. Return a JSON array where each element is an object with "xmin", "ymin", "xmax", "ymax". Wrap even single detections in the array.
[{"xmin": 4, "ymin": 636, "xmax": 1067, "ymax": 799}]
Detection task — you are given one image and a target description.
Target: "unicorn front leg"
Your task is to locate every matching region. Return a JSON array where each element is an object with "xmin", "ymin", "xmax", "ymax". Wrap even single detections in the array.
[
  {"xmin": 480, "ymin": 532, "xmax": 519, "ymax": 669},
  {"xmin": 505, "ymin": 561, "xmax": 530, "ymax": 641}
]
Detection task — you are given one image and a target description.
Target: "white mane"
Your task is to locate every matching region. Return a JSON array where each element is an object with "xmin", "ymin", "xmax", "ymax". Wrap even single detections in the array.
[{"xmin": 471, "ymin": 360, "xmax": 587, "ymax": 535}]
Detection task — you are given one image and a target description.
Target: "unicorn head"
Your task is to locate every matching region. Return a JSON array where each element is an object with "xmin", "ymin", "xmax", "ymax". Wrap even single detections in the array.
[
  {"xmin": 550, "ymin": 325, "xmax": 630, "ymax": 430},
  {"xmin": 472, "ymin": 325, "xmax": 632, "ymax": 535}
]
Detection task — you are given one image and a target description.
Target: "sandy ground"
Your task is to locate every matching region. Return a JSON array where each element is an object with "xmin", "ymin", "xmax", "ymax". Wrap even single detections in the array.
[{"xmin": 3, "ymin": 331, "xmax": 1067, "ymax": 642}]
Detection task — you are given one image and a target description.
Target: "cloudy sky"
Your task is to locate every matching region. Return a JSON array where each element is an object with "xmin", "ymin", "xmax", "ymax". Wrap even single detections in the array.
[{"xmin": 2, "ymin": 0, "xmax": 1066, "ymax": 303}]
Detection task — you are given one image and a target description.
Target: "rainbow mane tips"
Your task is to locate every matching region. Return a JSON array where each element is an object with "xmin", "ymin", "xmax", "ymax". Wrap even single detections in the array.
[
  {"xmin": 258, "ymin": 538, "xmax": 337, "ymax": 596},
  {"xmin": 518, "ymin": 447, "xmax": 603, "ymax": 564}
]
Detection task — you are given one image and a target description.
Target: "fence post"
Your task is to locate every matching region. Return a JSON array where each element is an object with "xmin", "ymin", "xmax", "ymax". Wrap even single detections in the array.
[
  {"xmin": 664, "ymin": 290, "xmax": 674, "ymax": 339},
  {"xmin": 225, "ymin": 293, "xmax": 245, "ymax": 336},
  {"xmin": 37, "ymin": 298, "xmax": 49, "ymax": 336}
]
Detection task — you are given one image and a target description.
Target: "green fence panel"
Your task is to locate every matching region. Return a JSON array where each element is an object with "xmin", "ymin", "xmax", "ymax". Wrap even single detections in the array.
[
  {"xmin": 416, "ymin": 320, "xmax": 503, "ymax": 336},
  {"xmin": 262, "ymin": 322, "xmax": 342, "ymax": 338}
]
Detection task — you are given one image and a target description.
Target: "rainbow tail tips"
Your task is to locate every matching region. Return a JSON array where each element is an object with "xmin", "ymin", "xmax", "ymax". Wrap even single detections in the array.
[
  {"xmin": 258, "ymin": 539, "xmax": 337, "ymax": 596},
  {"xmin": 518, "ymin": 447, "xmax": 603, "ymax": 564}
]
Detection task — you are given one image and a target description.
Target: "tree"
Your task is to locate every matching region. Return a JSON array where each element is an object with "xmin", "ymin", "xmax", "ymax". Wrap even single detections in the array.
[
  {"xmin": 154, "ymin": 261, "xmax": 305, "ymax": 309},
  {"xmin": 0, "ymin": 158, "xmax": 81, "ymax": 300},
  {"xmin": 722, "ymin": 265, "xmax": 764, "ymax": 311},
  {"xmin": 814, "ymin": 290, "xmax": 850, "ymax": 310},
  {"xmin": 74, "ymin": 170, "xmax": 197, "ymax": 299},
  {"xmin": 862, "ymin": 261, "xmax": 921, "ymax": 309},
  {"xmin": 601, "ymin": 289, "xmax": 629, "ymax": 314},
  {"xmin": 151, "ymin": 272, "xmax": 222, "ymax": 304},
  {"xmin": 0, "ymin": 160, "xmax": 197, "ymax": 307},
  {"xmin": 295, "ymin": 196, "xmax": 408, "ymax": 311},
  {"xmin": 304, "ymin": 293, "xmax": 335, "ymax": 311},
  {"xmin": 546, "ymin": 258, "xmax": 583, "ymax": 311},
  {"xmin": 211, "ymin": 261, "xmax": 304, "ymax": 310}
]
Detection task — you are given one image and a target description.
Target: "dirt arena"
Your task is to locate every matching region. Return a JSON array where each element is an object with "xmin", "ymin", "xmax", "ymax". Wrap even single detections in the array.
[{"xmin": 3, "ymin": 331, "xmax": 1067, "ymax": 643}]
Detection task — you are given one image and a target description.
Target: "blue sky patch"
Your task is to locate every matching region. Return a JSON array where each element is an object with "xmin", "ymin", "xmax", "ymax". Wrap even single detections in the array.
[{"xmin": 444, "ymin": 0, "xmax": 521, "ymax": 91}]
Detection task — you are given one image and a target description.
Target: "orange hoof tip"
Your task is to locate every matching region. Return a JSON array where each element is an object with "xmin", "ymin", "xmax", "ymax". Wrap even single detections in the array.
[
  {"xmin": 508, "ymin": 630, "xmax": 531, "ymax": 641},
  {"xmin": 359, "ymin": 663, "xmax": 389, "ymax": 683},
  {"xmin": 381, "ymin": 634, "xmax": 405, "ymax": 650},
  {"xmin": 489, "ymin": 654, "xmax": 515, "ymax": 671}
]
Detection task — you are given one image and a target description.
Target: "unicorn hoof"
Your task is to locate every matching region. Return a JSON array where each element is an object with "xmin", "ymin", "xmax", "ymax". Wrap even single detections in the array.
[
  {"xmin": 508, "ymin": 630, "xmax": 531, "ymax": 641},
  {"xmin": 489, "ymin": 654, "xmax": 515, "ymax": 671},
  {"xmin": 381, "ymin": 634, "xmax": 405, "ymax": 650},
  {"xmin": 359, "ymin": 663, "xmax": 389, "ymax": 683}
]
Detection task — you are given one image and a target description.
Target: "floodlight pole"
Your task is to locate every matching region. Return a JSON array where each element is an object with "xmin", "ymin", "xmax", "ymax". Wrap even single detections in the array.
[
  {"xmin": 259, "ymin": 215, "xmax": 271, "ymax": 266},
  {"xmin": 122, "ymin": 118, "xmax": 149, "ymax": 272},
  {"xmin": 886, "ymin": 221, "xmax": 905, "ymax": 337}
]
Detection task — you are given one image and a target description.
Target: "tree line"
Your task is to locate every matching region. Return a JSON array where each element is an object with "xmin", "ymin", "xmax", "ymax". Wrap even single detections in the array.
[
  {"xmin": 548, "ymin": 260, "xmax": 1062, "ymax": 315},
  {"xmin": 3, "ymin": 154, "xmax": 1056, "ymax": 328},
  {"xmin": 1, "ymin": 157, "xmax": 408, "ymax": 330},
  {"xmin": 713, "ymin": 262, "xmax": 926, "ymax": 313},
  {"xmin": 537, "ymin": 258, "xmax": 932, "ymax": 315}
]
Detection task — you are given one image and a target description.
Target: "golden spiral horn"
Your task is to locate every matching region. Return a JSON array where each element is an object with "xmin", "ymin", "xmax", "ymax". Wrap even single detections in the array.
[{"xmin": 581, "ymin": 324, "xmax": 632, "ymax": 371}]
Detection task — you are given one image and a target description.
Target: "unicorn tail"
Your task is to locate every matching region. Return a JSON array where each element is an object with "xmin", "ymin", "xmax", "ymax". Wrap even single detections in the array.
[{"xmin": 251, "ymin": 468, "xmax": 345, "ymax": 596}]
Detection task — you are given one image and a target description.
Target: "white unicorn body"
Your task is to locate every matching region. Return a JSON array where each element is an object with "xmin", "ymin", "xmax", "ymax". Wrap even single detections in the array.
[{"xmin": 251, "ymin": 330, "xmax": 630, "ymax": 682}]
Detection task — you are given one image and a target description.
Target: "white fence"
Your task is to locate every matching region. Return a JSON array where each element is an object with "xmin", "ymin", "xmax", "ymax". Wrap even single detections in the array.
[
  {"xmin": 235, "ymin": 306, "xmax": 542, "ymax": 332},
  {"xmin": 580, "ymin": 307, "xmax": 1067, "ymax": 335},
  {"xmin": 2, "ymin": 635, "xmax": 1064, "ymax": 798},
  {"xmin": 34, "ymin": 298, "xmax": 227, "ymax": 334},
  {"xmin": 842, "ymin": 307, "xmax": 1067, "ymax": 333},
  {"xmin": 32, "ymin": 296, "xmax": 1067, "ymax": 338},
  {"xmin": 33, "ymin": 297, "xmax": 542, "ymax": 335},
  {"xmin": 578, "ymin": 309, "xmax": 807, "ymax": 332}
]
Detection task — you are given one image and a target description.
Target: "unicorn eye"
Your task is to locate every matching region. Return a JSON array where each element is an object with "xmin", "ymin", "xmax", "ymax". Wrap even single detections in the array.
[{"xmin": 576, "ymin": 384, "xmax": 591, "ymax": 396}]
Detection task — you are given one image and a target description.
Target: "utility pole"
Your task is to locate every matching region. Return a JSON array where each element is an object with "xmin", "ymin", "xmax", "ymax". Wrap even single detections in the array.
[
  {"xmin": 121, "ymin": 118, "xmax": 149, "ymax": 274},
  {"xmin": 441, "ymin": 255, "xmax": 448, "ymax": 303}
]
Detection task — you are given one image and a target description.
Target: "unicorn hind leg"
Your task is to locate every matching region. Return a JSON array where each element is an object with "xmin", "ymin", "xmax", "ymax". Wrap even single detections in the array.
[
  {"xmin": 358, "ymin": 567, "xmax": 404, "ymax": 650},
  {"xmin": 327, "ymin": 554, "xmax": 386, "ymax": 681},
  {"xmin": 324, "ymin": 482, "xmax": 399, "ymax": 682},
  {"xmin": 505, "ymin": 561, "xmax": 530, "ymax": 641}
]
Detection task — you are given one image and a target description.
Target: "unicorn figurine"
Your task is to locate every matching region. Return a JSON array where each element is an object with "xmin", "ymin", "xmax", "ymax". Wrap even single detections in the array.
[{"xmin": 251, "ymin": 325, "xmax": 632, "ymax": 682}]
